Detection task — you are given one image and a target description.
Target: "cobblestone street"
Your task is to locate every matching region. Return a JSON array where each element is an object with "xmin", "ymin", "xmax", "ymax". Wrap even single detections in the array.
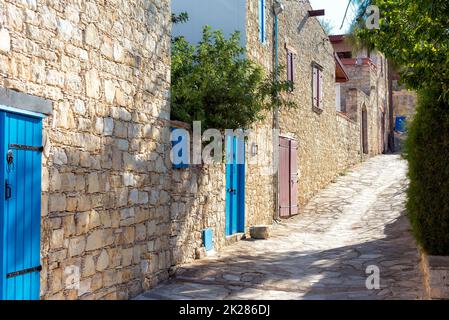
[{"xmin": 138, "ymin": 155, "xmax": 424, "ymax": 300}]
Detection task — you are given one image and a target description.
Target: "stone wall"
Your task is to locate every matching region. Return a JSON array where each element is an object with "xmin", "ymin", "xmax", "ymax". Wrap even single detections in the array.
[
  {"xmin": 345, "ymin": 88, "xmax": 383, "ymax": 157},
  {"xmin": 245, "ymin": 0, "xmax": 276, "ymax": 227},
  {"xmin": 339, "ymin": 64, "xmax": 372, "ymax": 110},
  {"xmin": 275, "ymin": 0, "xmax": 363, "ymax": 208},
  {"xmin": 0, "ymin": 0, "xmax": 171, "ymax": 300},
  {"xmin": 335, "ymin": 113, "xmax": 362, "ymax": 172},
  {"xmin": 338, "ymin": 62, "xmax": 389, "ymax": 155},
  {"xmin": 170, "ymin": 162, "xmax": 227, "ymax": 264},
  {"xmin": 420, "ymin": 251, "xmax": 449, "ymax": 299},
  {"xmin": 393, "ymin": 89, "xmax": 417, "ymax": 119}
]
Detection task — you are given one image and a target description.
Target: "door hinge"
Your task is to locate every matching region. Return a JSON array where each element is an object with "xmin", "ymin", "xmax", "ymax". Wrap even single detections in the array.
[
  {"xmin": 5, "ymin": 180, "xmax": 11, "ymax": 200},
  {"xmin": 9, "ymin": 144, "xmax": 43, "ymax": 152},
  {"xmin": 6, "ymin": 265, "xmax": 42, "ymax": 279}
]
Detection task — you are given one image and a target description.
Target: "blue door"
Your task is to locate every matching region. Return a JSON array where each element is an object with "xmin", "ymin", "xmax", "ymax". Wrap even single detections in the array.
[
  {"xmin": 225, "ymin": 135, "xmax": 245, "ymax": 236},
  {"xmin": 0, "ymin": 111, "xmax": 42, "ymax": 300}
]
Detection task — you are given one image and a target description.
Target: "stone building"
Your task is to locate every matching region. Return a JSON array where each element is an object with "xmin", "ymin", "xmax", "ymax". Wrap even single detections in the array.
[
  {"xmin": 330, "ymin": 34, "xmax": 392, "ymax": 155},
  {"xmin": 0, "ymin": 0, "xmax": 171, "ymax": 299}
]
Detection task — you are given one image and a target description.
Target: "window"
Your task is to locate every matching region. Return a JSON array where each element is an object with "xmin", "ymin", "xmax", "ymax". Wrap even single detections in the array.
[
  {"xmin": 312, "ymin": 64, "xmax": 324, "ymax": 110},
  {"xmin": 258, "ymin": 0, "xmax": 266, "ymax": 43},
  {"xmin": 287, "ymin": 50, "xmax": 295, "ymax": 87}
]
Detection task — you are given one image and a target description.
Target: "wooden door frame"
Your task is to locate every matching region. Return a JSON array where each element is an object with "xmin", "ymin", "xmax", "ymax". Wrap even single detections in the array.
[
  {"xmin": 0, "ymin": 109, "xmax": 43, "ymax": 300},
  {"xmin": 225, "ymin": 136, "xmax": 245, "ymax": 236}
]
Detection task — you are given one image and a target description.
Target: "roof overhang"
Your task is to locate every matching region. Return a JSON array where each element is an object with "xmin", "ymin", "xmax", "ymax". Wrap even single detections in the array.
[{"xmin": 334, "ymin": 53, "xmax": 349, "ymax": 83}]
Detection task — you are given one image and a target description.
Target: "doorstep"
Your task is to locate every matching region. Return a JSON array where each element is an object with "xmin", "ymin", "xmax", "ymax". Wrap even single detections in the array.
[
  {"xmin": 420, "ymin": 249, "xmax": 449, "ymax": 299},
  {"xmin": 225, "ymin": 233, "xmax": 246, "ymax": 246}
]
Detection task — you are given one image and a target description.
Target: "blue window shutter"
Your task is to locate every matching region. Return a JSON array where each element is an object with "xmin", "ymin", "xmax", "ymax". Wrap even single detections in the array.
[
  {"xmin": 171, "ymin": 127, "xmax": 189, "ymax": 169},
  {"xmin": 259, "ymin": 0, "xmax": 265, "ymax": 43}
]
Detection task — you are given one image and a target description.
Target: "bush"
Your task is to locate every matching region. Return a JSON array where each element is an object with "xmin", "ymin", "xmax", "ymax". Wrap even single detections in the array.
[{"xmin": 405, "ymin": 86, "xmax": 449, "ymax": 255}]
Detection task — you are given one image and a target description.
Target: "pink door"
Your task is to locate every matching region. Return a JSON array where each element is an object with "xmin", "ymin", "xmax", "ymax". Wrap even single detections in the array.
[
  {"xmin": 289, "ymin": 140, "xmax": 298, "ymax": 216},
  {"xmin": 279, "ymin": 137, "xmax": 299, "ymax": 218}
]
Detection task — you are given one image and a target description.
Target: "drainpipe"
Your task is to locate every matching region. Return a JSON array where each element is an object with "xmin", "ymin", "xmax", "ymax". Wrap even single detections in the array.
[
  {"xmin": 387, "ymin": 59, "xmax": 395, "ymax": 153},
  {"xmin": 273, "ymin": 1, "xmax": 284, "ymax": 221}
]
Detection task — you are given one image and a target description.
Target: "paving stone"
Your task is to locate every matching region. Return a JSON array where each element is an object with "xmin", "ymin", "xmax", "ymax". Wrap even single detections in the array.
[{"xmin": 137, "ymin": 155, "xmax": 424, "ymax": 300}]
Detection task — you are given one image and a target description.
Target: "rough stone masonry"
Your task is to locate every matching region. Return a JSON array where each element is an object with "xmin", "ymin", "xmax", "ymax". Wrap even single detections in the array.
[{"xmin": 0, "ymin": 0, "xmax": 171, "ymax": 299}]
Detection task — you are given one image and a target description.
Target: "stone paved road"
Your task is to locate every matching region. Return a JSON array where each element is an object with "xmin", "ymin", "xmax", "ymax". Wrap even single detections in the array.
[{"xmin": 138, "ymin": 155, "xmax": 424, "ymax": 300}]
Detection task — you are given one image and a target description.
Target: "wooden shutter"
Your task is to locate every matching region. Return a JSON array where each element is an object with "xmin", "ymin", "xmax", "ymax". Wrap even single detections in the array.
[
  {"xmin": 289, "ymin": 140, "xmax": 298, "ymax": 216},
  {"xmin": 319, "ymin": 69, "xmax": 324, "ymax": 108},
  {"xmin": 335, "ymin": 83, "xmax": 341, "ymax": 111},
  {"xmin": 312, "ymin": 66, "xmax": 318, "ymax": 107},
  {"xmin": 279, "ymin": 137, "xmax": 290, "ymax": 218}
]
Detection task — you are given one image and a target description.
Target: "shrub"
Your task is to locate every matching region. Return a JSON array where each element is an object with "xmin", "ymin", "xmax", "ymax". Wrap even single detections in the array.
[
  {"xmin": 405, "ymin": 86, "xmax": 449, "ymax": 255},
  {"xmin": 171, "ymin": 26, "xmax": 295, "ymax": 131}
]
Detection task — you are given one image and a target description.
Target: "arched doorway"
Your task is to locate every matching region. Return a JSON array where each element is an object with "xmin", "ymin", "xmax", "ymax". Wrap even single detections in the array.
[{"xmin": 362, "ymin": 105, "xmax": 369, "ymax": 154}]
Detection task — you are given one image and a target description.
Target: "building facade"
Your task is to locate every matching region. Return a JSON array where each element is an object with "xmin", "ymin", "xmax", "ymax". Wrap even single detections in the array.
[
  {"xmin": 0, "ymin": 0, "xmax": 171, "ymax": 299},
  {"xmin": 171, "ymin": 0, "xmax": 374, "ymax": 266},
  {"xmin": 330, "ymin": 34, "xmax": 392, "ymax": 155},
  {"xmin": 0, "ymin": 0, "xmax": 391, "ymax": 300}
]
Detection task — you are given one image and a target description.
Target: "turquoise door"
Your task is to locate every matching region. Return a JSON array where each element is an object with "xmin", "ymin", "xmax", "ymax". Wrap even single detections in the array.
[
  {"xmin": 225, "ymin": 135, "xmax": 245, "ymax": 236},
  {"xmin": 0, "ymin": 111, "xmax": 42, "ymax": 300}
]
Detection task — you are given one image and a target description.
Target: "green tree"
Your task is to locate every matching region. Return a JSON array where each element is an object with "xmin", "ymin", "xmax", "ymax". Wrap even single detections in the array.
[
  {"xmin": 353, "ymin": 0, "xmax": 449, "ymax": 100},
  {"xmin": 352, "ymin": 0, "xmax": 449, "ymax": 255},
  {"xmin": 171, "ymin": 26, "xmax": 295, "ymax": 131},
  {"xmin": 318, "ymin": 18, "xmax": 334, "ymax": 35}
]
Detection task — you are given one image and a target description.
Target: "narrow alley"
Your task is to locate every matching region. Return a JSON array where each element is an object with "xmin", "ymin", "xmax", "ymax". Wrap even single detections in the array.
[{"xmin": 138, "ymin": 155, "xmax": 424, "ymax": 300}]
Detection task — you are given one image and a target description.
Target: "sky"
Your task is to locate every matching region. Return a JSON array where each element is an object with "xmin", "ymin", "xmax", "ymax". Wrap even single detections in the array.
[{"xmin": 309, "ymin": 0, "xmax": 357, "ymax": 34}]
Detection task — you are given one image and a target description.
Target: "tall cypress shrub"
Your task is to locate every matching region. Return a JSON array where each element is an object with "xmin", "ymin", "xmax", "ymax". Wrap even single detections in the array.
[{"xmin": 406, "ymin": 86, "xmax": 449, "ymax": 255}]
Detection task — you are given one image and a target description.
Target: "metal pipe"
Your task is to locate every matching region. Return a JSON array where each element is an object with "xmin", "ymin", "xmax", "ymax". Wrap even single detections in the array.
[{"xmin": 274, "ymin": 8, "xmax": 281, "ymax": 222}]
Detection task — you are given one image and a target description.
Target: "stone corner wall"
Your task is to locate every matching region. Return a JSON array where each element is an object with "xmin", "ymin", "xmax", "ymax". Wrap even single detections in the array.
[{"xmin": 420, "ymin": 250, "xmax": 449, "ymax": 300}]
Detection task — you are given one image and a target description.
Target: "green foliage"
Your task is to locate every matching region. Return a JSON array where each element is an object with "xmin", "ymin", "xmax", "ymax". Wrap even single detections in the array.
[
  {"xmin": 318, "ymin": 18, "xmax": 334, "ymax": 35},
  {"xmin": 171, "ymin": 26, "xmax": 295, "ymax": 131},
  {"xmin": 405, "ymin": 86, "xmax": 449, "ymax": 255},
  {"xmin": 353, "ymin": 0, "xmax": 449, "ymax": 101},
  {"xmin": 171, "ymin": 12, "xmax": 189, "ymax": 24},
  {"xmin": 352, "ymin": 0, "xmax": 449, "ymax": 255}
]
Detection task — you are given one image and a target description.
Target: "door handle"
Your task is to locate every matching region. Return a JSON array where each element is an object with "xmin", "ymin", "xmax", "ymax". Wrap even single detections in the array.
[{"xmin": 5, "ymin": 180, "xmax": 11, "ymax": 200}]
